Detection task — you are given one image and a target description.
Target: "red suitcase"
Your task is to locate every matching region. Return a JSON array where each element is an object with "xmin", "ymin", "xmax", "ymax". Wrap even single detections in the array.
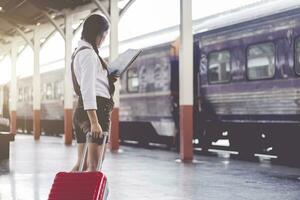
[{"xmin": 48, "ymin": 132, "xmax": 109, "ymax": 200}]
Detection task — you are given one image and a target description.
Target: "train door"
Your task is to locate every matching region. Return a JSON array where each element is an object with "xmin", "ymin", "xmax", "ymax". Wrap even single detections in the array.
[
  {"xmin": 0, "ymin": 85, "xmax": 10, "ymax": 131},
  {"xmin": 275, "ymin": 34, "xmax": 294, "ymax": 79},
  {"xmin": 193, "ymin": 41, "xmax": 202, "ymax": 147},
  {"xmin": 0, "ymin": 87, "xmax": 3, "ymax": 117}
]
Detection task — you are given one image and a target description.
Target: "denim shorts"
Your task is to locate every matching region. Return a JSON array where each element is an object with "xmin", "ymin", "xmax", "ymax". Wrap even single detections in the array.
[{"xmin": 72, "ymin": 96, "xmax": 114, "ymax": 145}]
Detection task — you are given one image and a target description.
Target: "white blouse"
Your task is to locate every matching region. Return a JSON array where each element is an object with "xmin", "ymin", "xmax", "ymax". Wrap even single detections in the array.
[{"xmin": 73, "ymin": 40, "xmax": 110, "ymax": 110}]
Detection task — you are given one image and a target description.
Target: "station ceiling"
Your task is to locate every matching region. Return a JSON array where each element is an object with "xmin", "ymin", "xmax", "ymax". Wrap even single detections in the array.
[
  {"xmin": 0, "ymin": 0, "xmax": 92, "ymax": 25},
  {"xmin": 0, "ymin": 0, "xmax": 128, "ymax": 55}
]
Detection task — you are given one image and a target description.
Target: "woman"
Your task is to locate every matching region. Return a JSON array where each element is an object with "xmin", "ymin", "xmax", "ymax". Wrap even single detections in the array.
[{"xmin": 71, "ymin": 14, "xmax": 116, "ymax": 172}]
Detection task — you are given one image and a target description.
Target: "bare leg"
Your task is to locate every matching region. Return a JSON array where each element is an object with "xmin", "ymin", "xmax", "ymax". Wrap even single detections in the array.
[
  {"xmin": 71, "ymin": 143, "xmax": 87, "ymax": 172},
  {"xmin": 87, "ymin": 143, "xmax": 107, "ymax": 172}
]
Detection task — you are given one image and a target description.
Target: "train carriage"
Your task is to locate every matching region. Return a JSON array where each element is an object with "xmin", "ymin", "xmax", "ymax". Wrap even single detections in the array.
[
  {"xmin": 14, "ymin": 68, "xmax": 67, "ymax": 135},
  {"xmin": 194, "ymin": 7, "xmax": 300, "ymax": 160},
  {"xmin": 119, "ymin": 42, "xmax": 180, "ymax": 147},
  {"xmin": 0, "ymin": 84, "xmax": 9, "ymax": 131}
]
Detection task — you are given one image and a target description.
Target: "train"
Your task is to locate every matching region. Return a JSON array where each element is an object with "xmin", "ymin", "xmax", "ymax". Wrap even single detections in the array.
[
  {"xmin": 118, "ymin": 4, "xmax": 300, "ymax": 162},
  {"xmin": 0, "ymin": 4, "xmax": 300, "ymax": 162},
  {"xmin": 119, "ymin": 42, "xmax": 180, "ymax": 147},
  {"xmin": 194, "ymin": 7, "xmax": 300, "ymax": 160},
  {"xmin": 0, "ymin": 84, "xmax": 10, "ymax": 131},
  {"xmin": 0, "ymin": 69, "xmax": 66, "ymax": 134}
]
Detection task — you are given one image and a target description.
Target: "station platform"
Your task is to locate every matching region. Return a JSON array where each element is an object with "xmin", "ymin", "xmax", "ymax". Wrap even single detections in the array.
[{"xmin": 0, "ymin": 134, "xmax": 300, "ymax": 200}]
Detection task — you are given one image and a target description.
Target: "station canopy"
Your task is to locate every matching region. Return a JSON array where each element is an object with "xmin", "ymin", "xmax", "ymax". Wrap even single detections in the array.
[{"xmin": 0, "ymin": 0, "xmax": 130, "ymax": 55}]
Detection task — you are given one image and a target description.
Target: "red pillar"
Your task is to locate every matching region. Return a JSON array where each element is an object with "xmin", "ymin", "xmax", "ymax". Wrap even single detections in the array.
[
  {"xmin": 64, "ymin": 13, "xmax": 74, "ymax": 146},
  {"xmin": 64, "ymin": 109, "xmax": 73, "ymax": 145},
  {"xmin": 109, "ymin": 0, "xmax": 120, "ymax": 151},
  {"xmin": 179, "ymin": 0, "xmax": 194, "ymax": 162},
  {"xmin": 110, "ymin": 107, "xmax": 119, "ymax": 151},
  {"xmin": 10, "ymin": 111, "xmax": 16, "ymax": 135},
  {"xmin": 33, "ymin": 110, "xmax": 40, "ymax": 140},
  {"xmin": 180, "ymin": 106, "xmax": 194, "ymax": 161}
]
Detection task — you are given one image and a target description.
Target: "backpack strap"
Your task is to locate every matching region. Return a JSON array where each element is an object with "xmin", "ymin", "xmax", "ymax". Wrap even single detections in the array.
[
  {"xmin": 98, "ymin": 56, "xmax": 115, "ymax": 98},
  {"xmin": 71, "ymin": 46, "xmax": 115, "ymax": 99},
  {"xmin": 70, "ymin": 46, "xmax": 91, "ymax": 96}
]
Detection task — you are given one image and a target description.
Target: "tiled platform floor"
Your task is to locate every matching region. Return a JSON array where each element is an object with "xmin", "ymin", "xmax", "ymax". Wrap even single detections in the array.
[{"xmin": 1, "ymin": 134, "xmax": 300, "ymax": 200}]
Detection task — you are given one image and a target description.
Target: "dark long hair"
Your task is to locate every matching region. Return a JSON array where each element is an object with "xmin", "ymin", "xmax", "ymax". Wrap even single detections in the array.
[{"xmin": 81, "ymin": 14, "xmax": 109, "ymax": 55}]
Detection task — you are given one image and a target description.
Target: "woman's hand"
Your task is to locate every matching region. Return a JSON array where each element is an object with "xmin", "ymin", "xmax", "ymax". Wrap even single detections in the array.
[
  {"xmin": 90, "ymin": 121, "xmax": 103, "ymax": 138},
  {"xmin": 109, "ymin": 75, "xmax": 119, "ymax": 83},
  {"xmin": 86, "ymin": 110, "xmax": 102, "ymax": 138}
]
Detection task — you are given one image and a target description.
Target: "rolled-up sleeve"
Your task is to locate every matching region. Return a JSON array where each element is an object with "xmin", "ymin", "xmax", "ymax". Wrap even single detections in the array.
[{"xmin": 79, "ymin": 50, "xmax": 98, "ymax": 110}]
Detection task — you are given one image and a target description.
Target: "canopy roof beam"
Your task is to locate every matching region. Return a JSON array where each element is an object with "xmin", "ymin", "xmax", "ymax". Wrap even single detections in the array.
[
  {"xmin": 40, "ymin": 29, "xmax": 57, "ymax": 49},
  {"xmin": 120, "ymin": 0, "xmax": 135, "ymax": 18},
  {"xmin": 43, "ymin": 11, "xmax": 66, "ymax": 40},
  {"xmin": 5, "ymin": 20, "xmax": 34, "ymax": 49},
  {"xmin": 92, "ymin": 0, "xmax": 111, "ymax": 23}
]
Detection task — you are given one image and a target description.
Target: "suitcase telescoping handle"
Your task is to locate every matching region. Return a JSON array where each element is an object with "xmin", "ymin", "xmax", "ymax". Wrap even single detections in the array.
[{"xmin": 79, "ymin": 131, "xmax": 109, "ymax": 172}]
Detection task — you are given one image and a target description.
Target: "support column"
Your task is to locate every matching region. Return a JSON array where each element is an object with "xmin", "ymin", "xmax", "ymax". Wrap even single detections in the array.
[
  {"xmin": 179, "ymin": 0, "xmax": 193, "ymax": 161},
  {"xmin": 109, "ymin": 0, "xmax": 120, "ymax": 151},
  {"xmin": 10, "ymin": 41, "xmax": 17, "ymax": 135},
  {"xmin": 0, "ymin": 87, "xmax": 3, "ymax": 117},
  {"xmin": 64, "ymin": 12, "xmax": 73, "ymax": 145},
  {"xmin": 33, "ymin": 28, "xmax": 41, "ymax": 140}
]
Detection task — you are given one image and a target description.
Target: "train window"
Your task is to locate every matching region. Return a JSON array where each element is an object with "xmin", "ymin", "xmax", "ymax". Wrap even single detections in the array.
[
  {"xmin": 46, "ymin": 83, "xmax": 53, "ymax": 100},
  {"xmin": 30, "ymin": 87, "xmax": 33, "ymax": 101},
  {"xmin": 208, "ymin": 50, "xmax": 231, "ymax": 83},
  {"xmin": 295, "ymin": 38, "xmax": 300, "ymax": 75},
  {"xmin": 54, "ymin": 81, "xmax": 63, "ymax": 100},
  {"xmin": 247, "ymin": 42, "xmax": 275, "ymax": 80},
  {"xmin": 23, "ymin": 87, "xmax": 29, "ymax": 101},
  {"xmin": 42, "ymin": 83, "xmax": 47, "ymax": 100},
  {"xmin": 18, "ymin": 88, "xmax": 23, "ymax": 102},
  {"xmin": 127, "ymin": 68, "xmax": 139, "ymax": 92}
]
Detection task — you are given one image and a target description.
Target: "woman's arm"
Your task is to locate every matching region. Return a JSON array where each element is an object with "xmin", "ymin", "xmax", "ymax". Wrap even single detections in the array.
[
  {"xmin": 79, "ymin": 51, "xmax": 98, "ymax": 110},
  {"xmin": 79, "ymin": 50, "xmax": 103, "ymax": 138},
  {"xmin": 86, "ymin": 110, "xmax": 103, "ymax": 138}
]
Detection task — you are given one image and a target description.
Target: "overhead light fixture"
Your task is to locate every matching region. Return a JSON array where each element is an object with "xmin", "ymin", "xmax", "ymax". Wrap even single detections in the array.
[
  {"xmin": 40, "ymin": 38, "xmax": 46, "ymax": 43},
  {"xmin": 51, "ymin": 14, "xmax": 56, "ymax": 19},
  {"xmin": 71, "ymin": 24, "xmax": 78, "ymax": 30},
  {"xmin": 36, "ymin": 22, "xmax": 41, "ymax": 26},
  {"xmin": 0, "ymin": 7, "xmax": 3, "ymax": 11}
]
